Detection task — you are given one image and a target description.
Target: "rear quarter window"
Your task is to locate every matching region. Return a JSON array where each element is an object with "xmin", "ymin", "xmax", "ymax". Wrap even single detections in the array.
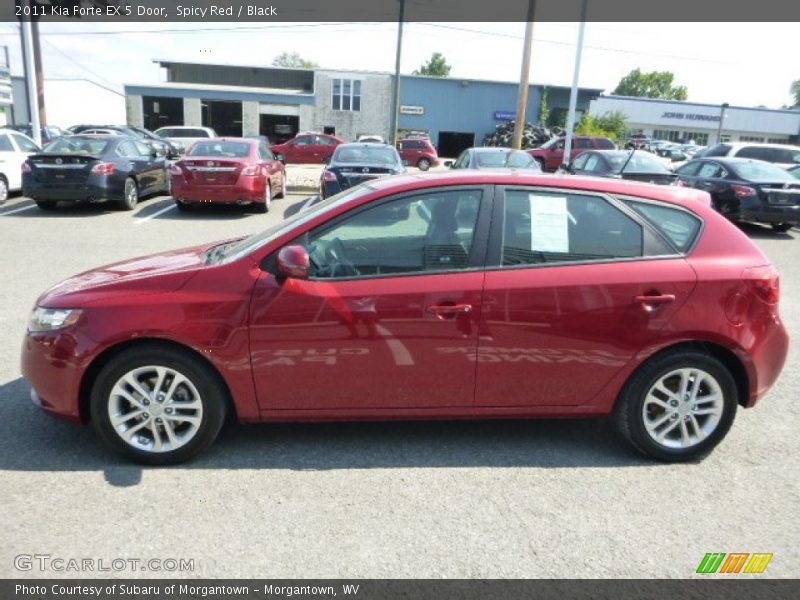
[
  {"xmin": 625, "ymin": 201, "xmax": 702, "ymax": 254},
  {"xmin": 595, "ymin": 138, "xmax": 616, "ymax": 149}
]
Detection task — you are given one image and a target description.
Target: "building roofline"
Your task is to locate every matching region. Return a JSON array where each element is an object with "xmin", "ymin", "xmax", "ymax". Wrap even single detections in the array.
[
  {"xmin": 125, "ymin": 81, "xmax": 313, "ymax": 96},
  {"xmin": 597, "ymin": 94, "xmax": 800, "ymax": 116}
]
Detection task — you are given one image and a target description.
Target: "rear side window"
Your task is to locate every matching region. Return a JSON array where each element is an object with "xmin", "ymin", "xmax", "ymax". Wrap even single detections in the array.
[
  {"xmin": 626, "ymin": 201, "xmax": 701, "ymax": 253},
  {"xmin": 0, "ymin": 135, "xmax": 14, "ymax": 152},
  {"xmin": 704, "ymin": 144, "xmax": 731, "ymax": 157},
  {"xmin": 595, "ymin": 138, "xmax": 616, "ymax": 149},
  {"xmin": 736, "ymin": 146, "xmax": 773, "ymax": 161},
  {"xmin": 501, "ymin": 190, "xmax": 643, "ymax": 265}
]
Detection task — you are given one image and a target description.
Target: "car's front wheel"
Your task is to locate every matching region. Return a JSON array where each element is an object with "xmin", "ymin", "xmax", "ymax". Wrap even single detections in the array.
[
  {"xmin": 771, "ymin": 223, "xmax": 794, "ymax": 233},
  {"xmin": 417, "ymin": 158, "xmax": 431, "ymax": 171},
  {"xmin": 614, "ymin": 350, "xmax": 737, "ymax": 461},
  {"xmin": 90, "ymin": 344, "xmax": 227, "ymax": 464}
]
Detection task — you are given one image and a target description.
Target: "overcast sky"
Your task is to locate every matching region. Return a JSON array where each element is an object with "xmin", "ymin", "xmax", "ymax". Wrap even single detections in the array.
[{"xmin": 0, "ymin": 21, "xmax": 797, "ymax": 109}]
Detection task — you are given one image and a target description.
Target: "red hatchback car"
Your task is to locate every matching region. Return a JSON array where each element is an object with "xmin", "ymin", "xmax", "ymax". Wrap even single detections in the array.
[
  {"xmin": 270, "ymin": 133, "xmax": 345, "ymax": 164},
  {"xmin": 170, "ymin": 138, "xmax": 286, "ymax": 212},
  {"xmin": 21, "ymin": 172, "xmax": 788, "ymax": 464},
  {"xmin": 397, "ymin": 137, "xmax": 440, "ymax": 171},
  {"xmin": 528, "ymin": 136, "xmax": 616, "ymax": 171}
]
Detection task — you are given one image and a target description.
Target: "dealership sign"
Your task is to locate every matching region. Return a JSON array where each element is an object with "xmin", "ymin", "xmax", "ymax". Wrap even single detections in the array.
[
  {"xmin": 661, "ymin": 111, "xmax": 721, "ymax": 122},
  {"xmin": 400, "ymin": 105, "xmax": 424, "ymax": 115},
  {"xmin": 494, "ymin": 110, "xmax": 517, "ymax": 120}
]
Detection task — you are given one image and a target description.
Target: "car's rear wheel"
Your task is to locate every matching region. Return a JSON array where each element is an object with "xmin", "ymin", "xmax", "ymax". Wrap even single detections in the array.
[
  {"xmin": 0, "ymin": 176, "xmax": 8, "ymax": 204},
  {"xmin": 120, "ymin": 178, "xmax": 138, "ymax": 211},
  {"xmin": 417, "ymin": 158, "xmax": 431, "ymax": 171},
  {"xmin": 534, "ymin": 158, "xmax": 545, "ymax": 171},
  {"xmin": 90, "ymin": 345, "xmax": 227, "ymax": 464},
  {"xmin": 175, "ymin": 199, "xmax": 191, "ymax": 211},
  {"xmin": 614, "ymin": 350, "xmax": 737, "ymax": 461},
  {"xmin": 771, "ymin": 223, "xmax": 793, "ymax": 233},
  {"xmin": 35, "ymin": 199, "xmax": 57, "ymax": 210},
  {"xmin": 254, "ymin": 182, "xmax": 270, "ymax": 213},
  {"xmin": 274, "ymin": 172, "xmax": 285, "ymax": 199}
]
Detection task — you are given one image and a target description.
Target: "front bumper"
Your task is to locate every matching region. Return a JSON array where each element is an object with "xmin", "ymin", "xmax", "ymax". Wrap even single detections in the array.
[{"xmin": 21, "ymin": 331, "xmax": 87, "ymax": 424}]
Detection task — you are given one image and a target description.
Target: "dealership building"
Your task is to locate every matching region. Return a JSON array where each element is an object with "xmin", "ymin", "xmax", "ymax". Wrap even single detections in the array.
[
  {"xmin": 124, "ymin": 60, "xmax": 602, "ymax": 156},
  {"xmin": 590, "ymin": 95, "xmax": 800, "ymax": 146}
]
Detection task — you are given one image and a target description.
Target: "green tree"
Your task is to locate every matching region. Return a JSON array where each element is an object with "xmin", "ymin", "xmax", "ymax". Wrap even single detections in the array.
[
  {"xmin": 538, "ymin": 88, "xmax": 550, "ymax": 125},
  {"xmin": 271, "ymin": 52, "xmax": 318, "ymax": 69},
  {"xmin": 613, "ymin": 68, "xmax": 688, "ymax": 101},
  {"xmin": 575, "ymin": 111, "xmax": 629, "ymax": 142},
  {"xmin": 413, "ymin": 52, "xmax": 452, "ymax": 77},
  {"xmin": 791, "ymin": 79, "xmax": 800, "ymax": 107}
]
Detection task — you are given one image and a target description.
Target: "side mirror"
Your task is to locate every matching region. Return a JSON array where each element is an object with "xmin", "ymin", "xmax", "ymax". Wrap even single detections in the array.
[
  {"xmin": 444, "ymin": 160, "xmax": 454, "ymax": 168},
  {"xmin": 277, "ymin": 245, "xmax": 310, "ymax": 279}
]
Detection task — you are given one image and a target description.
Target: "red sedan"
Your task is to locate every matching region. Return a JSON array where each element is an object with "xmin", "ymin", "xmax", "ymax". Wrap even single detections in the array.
[
  {"xmin": 270, "ymin": 133, "xmax": 344, "ymax": 164},
  {"xmin": 21, "ymin": 172, "xmax": 788, "ymax": 464},
  {"xmin": 170, "ymin": 138, "xmax": 286, "ymax": 212}
]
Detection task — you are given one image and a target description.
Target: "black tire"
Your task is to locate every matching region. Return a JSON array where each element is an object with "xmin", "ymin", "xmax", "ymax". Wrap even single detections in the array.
[
  {"xmin": 417, "ymin": 158, "xmax": 431, "ymax": 171},
  {"xmin": 0, "ymin": 175, "xmax": 8, "ymax": 204},
  {"xmin": 253, "ymin": 183, "xmax": 270, "ymax": 213},
  {"xmin": 534, "ymin": 158, "xmax": 545, "ymax": 171},
  {"xmin": 771, "ymin": 223, "xmax": 793, "ymax": 233},
  {"xmin": 274, "ymin": 173, "xmax": 286, "ymax": 199},
  {"xmin": 90, "ymin": 344, "xmax": 228, "ymax": 465},
  {"xmin": 613, "ymin": 350, "xmax": 738, "ymax": 462},
  {"xmin": 35, "ymin": 199, "xmax": 57, "ymax": 210},
  {"xmin": 120, "ymin": 178, "xmax": 138, "ymax": 211},
  {"xmin": 175, "ymin": 200, "xmax": 191, "ymax": 211}
]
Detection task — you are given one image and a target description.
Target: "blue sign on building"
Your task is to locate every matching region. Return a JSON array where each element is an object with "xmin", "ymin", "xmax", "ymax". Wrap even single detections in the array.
[{"xmin": 494, "ymin": 110, "xmax": 517, "ymax": 121}]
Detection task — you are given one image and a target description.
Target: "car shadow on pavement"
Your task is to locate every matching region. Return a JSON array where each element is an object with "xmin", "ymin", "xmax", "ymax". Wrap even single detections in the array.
[
  {"xmin": 153, "ymin": 204, "xmax": 264, "ymax": 221},
  {"xmin": 8, "ymin": 202, "xmax": 113, "ymax": 218},
  {"xmin": 0, "ymin": 377, "xmax": 654, "ymax": 488},
  {"xmin": 737, "ymin": 222, "xmax": 797, "ymax": 240}
]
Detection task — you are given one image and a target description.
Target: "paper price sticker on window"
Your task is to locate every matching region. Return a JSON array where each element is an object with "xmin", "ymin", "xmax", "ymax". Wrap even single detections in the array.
[{"xmin": 529, "ymin": 195, "xmax": 569, "ymax": 253}]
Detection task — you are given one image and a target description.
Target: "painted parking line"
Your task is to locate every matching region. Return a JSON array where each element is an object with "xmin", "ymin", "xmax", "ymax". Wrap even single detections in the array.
[
  {"xmin": 133, "ymin": 203, "xmax": 176, "ymax": 225},
  {"xmin": 0, "ymin": 203, "xmax": 37, "ymax": 216}
]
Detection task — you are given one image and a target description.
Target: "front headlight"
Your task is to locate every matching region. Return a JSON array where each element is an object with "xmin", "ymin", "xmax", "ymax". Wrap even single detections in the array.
[{"xmin": 28, "ymin": 307, "xmax": 83, "ymax": 333}]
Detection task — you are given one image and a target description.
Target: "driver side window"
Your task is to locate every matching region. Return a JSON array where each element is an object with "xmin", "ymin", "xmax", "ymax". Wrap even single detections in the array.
[{"xmin": 306, "ymin": 190, "xmax": 482, "ymax": 279}]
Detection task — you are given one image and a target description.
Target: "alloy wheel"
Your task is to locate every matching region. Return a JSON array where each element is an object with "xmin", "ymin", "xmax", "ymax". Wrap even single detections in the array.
[
  {"xmin": 107, "ymin": 365, "xmax": 204, "ymax": 453},
  {"xmin": 641, "ymin": 368, "xmax": 724, "ymax": 450}
]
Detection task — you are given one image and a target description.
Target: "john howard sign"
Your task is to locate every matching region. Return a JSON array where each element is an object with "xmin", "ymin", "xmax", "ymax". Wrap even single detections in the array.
[{"xmin": 661, "ymin": 111, "xmax": 721, "ymax": 122}]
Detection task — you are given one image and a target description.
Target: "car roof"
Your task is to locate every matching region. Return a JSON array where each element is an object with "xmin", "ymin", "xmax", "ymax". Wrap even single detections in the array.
[
  {"xmin": 470, "ymin": 147, "xmax": 522, "ymax": 153},
  {"xmin": 694, "ymin": 156, "xmax": 775, "ymax": 165},
  {"xmin": 363, "ymin": 170, "xmax": 708, "ymax": 208},
  {"xmin": 336, "ymin": 142, "xmax": 394, "ymax": 148}
]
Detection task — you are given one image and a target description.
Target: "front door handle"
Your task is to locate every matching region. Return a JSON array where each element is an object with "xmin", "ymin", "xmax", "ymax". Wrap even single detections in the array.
[
  {"xmin": 633, "ymin": 294, "xmax": 675, "ymax": 312},
  {"xmin": 426, "ymin": 303, "xmax": 473, "ymax": 319}
]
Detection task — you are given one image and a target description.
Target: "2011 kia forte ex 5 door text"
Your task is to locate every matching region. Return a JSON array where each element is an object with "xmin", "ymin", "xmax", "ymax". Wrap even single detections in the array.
[{"xmin": 21, "ymin": 172, "xmax": 789, "ymax": 464}]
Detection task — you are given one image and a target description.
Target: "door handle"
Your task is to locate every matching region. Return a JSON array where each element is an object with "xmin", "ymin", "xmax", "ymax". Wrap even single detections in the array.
[
  {"xmin": 633, "ymin": 294, "xmax": 675, "ymax": 311},
  {"xmin": 426, "ymin": 303, "xmax": 473, "ymax": 319}
]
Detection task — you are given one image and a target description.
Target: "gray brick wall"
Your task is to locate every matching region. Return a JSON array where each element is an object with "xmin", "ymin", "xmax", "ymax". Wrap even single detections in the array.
[
  {"xmin": 313, "ymin": 72, "xmax": 392, "ymax": 141},
  {"xmin": 126, "ymin": 95, "xmax": 143, "ymax": 127}
]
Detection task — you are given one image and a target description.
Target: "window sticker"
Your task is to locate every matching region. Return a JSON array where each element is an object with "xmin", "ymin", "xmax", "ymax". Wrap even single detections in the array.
[{"xmin": 529, "ymin": 194, "xmax": 569, "ymax": 253}]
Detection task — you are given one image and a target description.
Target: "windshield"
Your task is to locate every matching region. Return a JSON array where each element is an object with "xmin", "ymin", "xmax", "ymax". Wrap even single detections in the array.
[
  {"xmin": 475, "ymin": 150, "xmax": 535, "ymax": 168},
  {"xmin": 209, "ymin": 184, "xmax": 376, "ymax": 265},
  {"xmin": 188, "ymin": 141, "xmax": 251, "ymax": 158},
  {"xmin": 732, "ymin": 161, "xmax": 796, "ymax": 182},
  {"xmin": 42, "ymin": 137, "xmax": 109, "ymax": 155},
  {"xmin": 606, "ymin": 152, "xmax": 671, "ymax": 174},
  {"xmin": 333, "ymin": 146, "xmax": 399, "ymax": 165}
]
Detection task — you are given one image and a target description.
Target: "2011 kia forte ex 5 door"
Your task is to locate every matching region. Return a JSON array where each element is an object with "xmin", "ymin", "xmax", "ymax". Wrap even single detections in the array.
[{"xmin": 21, "ymin": 172, "xmax": 789, "ymax": 464}]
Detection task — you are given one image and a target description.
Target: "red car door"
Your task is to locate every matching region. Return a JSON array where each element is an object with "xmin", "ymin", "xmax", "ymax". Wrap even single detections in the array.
[
  {"xmin": 248, "ymin": 186, "xmax": 490, "ymax": 412},
  {"xmin": 475, "ymin": 186, "xmax": 697, "ymax": 408},
  {"xmin": 284, "ymin": 135, "xmax": 314, "ymax": 163},
  {"xmin": 545, "ymin": 140, "xmax": 565, "ymax": 170}
]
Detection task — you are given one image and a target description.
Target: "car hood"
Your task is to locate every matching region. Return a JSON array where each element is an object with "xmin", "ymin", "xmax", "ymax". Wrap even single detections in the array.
[{"xmin": 37, "ymin": 242, "xmax": 220, "ymax": 307}]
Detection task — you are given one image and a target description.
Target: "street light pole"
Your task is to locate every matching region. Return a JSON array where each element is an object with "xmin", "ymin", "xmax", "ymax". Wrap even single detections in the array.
[
  {"xmin": 562, "ymin": 0, "xmax": 588, "ymax": 169},
  {"xmin": 716, "ymin": 102, "xmax": 729, "ymax": 144},
  {"xmin": 390, "ymin": 0, "xmax": 405, "ymax": 146},
  {"xmin": 21, "ymin": 17, "xmax": 41, "ymax": 147},
  {"xmin": 512, "ymin": 1, "xmax": 536, "ymax": 150}
]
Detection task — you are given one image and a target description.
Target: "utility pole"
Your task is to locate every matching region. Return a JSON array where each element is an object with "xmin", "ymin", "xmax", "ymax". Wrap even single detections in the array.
[
  {"xmin": 562, "ymin": 0, "xmax": 588, "ymax": 169},
  {"xmin": 512, "ymin": 0, "xmax": 535, "ymax": 150},
  {"xmin": 31, "ymin": 17, "xmax": 47, "ymax": 126},
  {"xmin": 390, "ymin": 0, "xmax": 405, "ymax": 146},
  {"xmin": 716, "ymin": 102, "xmax": 729, "ymax": 143},
  {"xmin": 21, "ymin": 17, "xmax": 41, "ymax": 146}
]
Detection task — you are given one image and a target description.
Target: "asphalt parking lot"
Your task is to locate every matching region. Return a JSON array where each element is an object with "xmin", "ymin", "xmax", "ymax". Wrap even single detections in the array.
[{"xmin": 0, "ymin": 190, "xmax": 798, "ymax": 579}]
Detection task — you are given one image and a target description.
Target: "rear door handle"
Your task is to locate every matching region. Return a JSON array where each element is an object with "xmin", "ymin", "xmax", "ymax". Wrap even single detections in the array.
[
  {"xmin": 426, "ymin": 303, "xmax": 473, "ymax": 319},
  {"xmin": 633, "ymin": 294, "xmax": 675, "ymax": 311}
]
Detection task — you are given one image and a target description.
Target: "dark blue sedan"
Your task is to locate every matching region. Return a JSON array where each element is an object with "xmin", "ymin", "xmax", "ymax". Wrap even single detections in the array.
[{"xmin": 320, "ymin": 143, "xmax": 405, "ymax": 198}]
